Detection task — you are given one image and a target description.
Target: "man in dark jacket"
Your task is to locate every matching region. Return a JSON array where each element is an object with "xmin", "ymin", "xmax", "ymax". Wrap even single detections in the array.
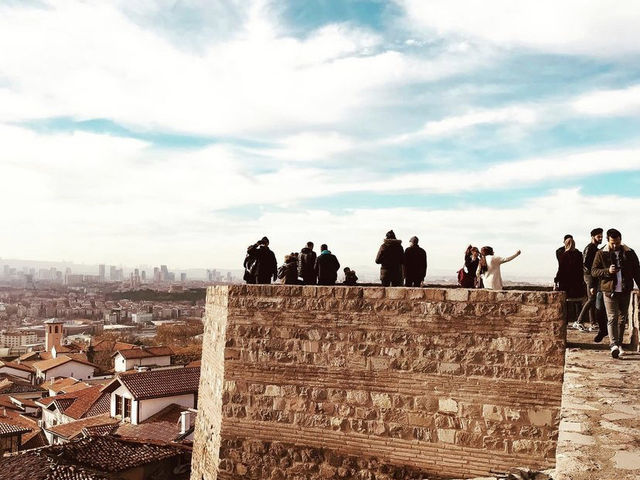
[
  {"xmin": 591, "ymin": 228, "xmax": 640, "ymax": 359},
  {"xmin": 575, "ymin": 228, "xmax": 603, "ymax": 331},
  {"xmin": 315, "ymin": 244, "xmax": 340, "ymax": 286},
  {"xmin": 375, "ymin": 230, "xmax": 404, "ymax": 287},
  {"xmin": 247, "ymin": 236, "xmax": 277, "ymax": 284},
  {"xmin": 403, "ymin": 236, "xmax": 427, "ymax": 287},
  {"xmin": 298, "ymin": 241, "xmax": 317, "ymax": 285}
]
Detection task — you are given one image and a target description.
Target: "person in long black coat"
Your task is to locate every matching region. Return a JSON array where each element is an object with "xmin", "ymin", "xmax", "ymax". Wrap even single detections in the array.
[
  {"xmin": 375, "ymin": 230, "xmax": 404, "ymax": 286},
  {"xmin": 247, "ymin": 237, "xmax": 277, "ymax": 284},
  {"xmin": 404, "ymin": 236, "xmax": 427, "ymax": 287},
  {"xmin": 298, "ymin": 241, "xmax": 317, "ymax": 285},
  {"xmin": 315, "ymin": 244, "xmax": 340, "ymax": 285}
]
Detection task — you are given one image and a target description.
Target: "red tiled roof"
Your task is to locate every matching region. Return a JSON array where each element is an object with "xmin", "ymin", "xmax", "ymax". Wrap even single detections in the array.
[
  {"xmin": 91, "ymin": 340, "xmax": 136, "ymax": 352},
  {"xmin": 0, "ymin": 361, "xmax": 35, "ymax": 373},
  {"xmin": 0, "ymin": 410, "xmax": 45, "ymax": 448},
  {"xmin": 47, "ymin": 414, "xmax": 119, "ymax": 440},
  {"xmin": 36, "ymin": 385, "xmax": 109, "ymax": 420},
  {"xmin": 115, "ymin": 366, "xmax": 200, "ymax": 400},
  {"xmin": 0, "ymin": 436, "xmax": 188, "ymax": 476},
  {"xmin": 115, "ymin": 403, "xmax": 195, "ymax": 443},
  {"xmin": 33, "ymin": 355, "xmax": 96, "ymax": 373},
  {"xmin": 0, "ymin": 422, "xmax": 30, "ymax": 436},
  {"xmin": 82, "ymin": 423, "xmax": 118, "ymax": 437},
  {"xmin": 112, "ymin": 346, "xmax": 173, "ymax": 360}
]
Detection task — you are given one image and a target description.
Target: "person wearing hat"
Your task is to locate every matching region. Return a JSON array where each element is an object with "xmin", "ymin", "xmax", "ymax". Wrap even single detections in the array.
[
  {"xmin": 574, "ymin": 228, "xmax": 604, "ymax": 333},
  {"xmin": 404, "ymin": 236, "xmax": 427, "ymax": 287},
  {"xmin": 375, "ymin": 230, "xmax": 405, "ymax": 287}
]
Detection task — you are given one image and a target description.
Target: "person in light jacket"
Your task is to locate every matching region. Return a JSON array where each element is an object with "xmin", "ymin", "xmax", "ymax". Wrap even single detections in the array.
[{"xmin": 477, "ymin": 246, "xmax": 521, "ymax": 290}]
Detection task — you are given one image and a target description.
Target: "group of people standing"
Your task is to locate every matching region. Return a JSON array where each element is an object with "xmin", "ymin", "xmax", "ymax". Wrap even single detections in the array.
[
  {"xmin": 243, "ymin": 237, "xmax": 353, "ymax": 286},
  {"xmin": 243, "ymin": 230, "xmax": 428, "ymax": 287},
  {"xmin": 554, "ymin": 228, "xmax": 640, "ymax": 359}
]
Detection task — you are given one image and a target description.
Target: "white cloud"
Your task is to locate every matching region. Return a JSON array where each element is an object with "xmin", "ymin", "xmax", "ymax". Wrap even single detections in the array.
[
  {"xmin": 399, "ymin": 0, "xmax": 640, "ymax": 56},
  {"xmin": 572, "ymin": 84, "xmax": 640, "ymax": 116},
  {"xmin": 382, "ymin": 106, "xmax": 540, "ymax": 144},
  {"xmin": 0, "ymin": 0, "xmax": 485, "ymax": 137}
]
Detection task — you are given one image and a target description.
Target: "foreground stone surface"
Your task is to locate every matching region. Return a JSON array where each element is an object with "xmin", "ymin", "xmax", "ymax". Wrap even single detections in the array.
[
  {"xmin": 555, "ymin": 329, "xmax": 640, "ymax": 480},
  {"xmin": 192, "ymin": 285, "xmax": 566, "ymax": 480}
]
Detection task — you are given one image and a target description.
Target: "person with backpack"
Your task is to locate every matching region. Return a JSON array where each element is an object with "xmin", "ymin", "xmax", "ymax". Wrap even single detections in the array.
[
  {"xmin": 315, "ymin": 244, "xmax": 340, "ymax": 285},
  {"xmin": 458, "ymin": 245, "xmax": 480, "ymax": 288}
]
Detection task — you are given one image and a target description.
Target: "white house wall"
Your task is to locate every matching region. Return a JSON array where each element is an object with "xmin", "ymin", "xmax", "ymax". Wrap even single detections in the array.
[
  {"xmin": 40, "ymin": 362, "xmax": 95, "ymax": 381},
  {"xmin": 0, "ymin": 366, "xmax": 32, "ymax": 382},
  {"xmin": 138, "ymin": 393, "xmax": 195, "ymax": 424}
]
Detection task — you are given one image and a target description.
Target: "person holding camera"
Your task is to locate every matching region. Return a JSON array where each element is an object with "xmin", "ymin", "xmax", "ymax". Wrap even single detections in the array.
[
  {"xmin": 246, "ymin": 236, "xmax": 278, "ymax": 284},
  {"xmin": 591, "ymin": 228, "xmax": 640, "ymax": 359}
]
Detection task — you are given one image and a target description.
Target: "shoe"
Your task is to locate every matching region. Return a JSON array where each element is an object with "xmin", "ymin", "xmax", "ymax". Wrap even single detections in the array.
[
  {"xmin": 618, "ymin": 347, "xmax": 625, "ymax": 358},
  {"xmin": 594, "ymin": 332, "xmax": 606, "ymax": 343},
  {"xmin": 577, "ymin": 323, "xmax": 587, "ymax": 332},
  {"xmin": 571, "ymin": 321, "xmax": 581, "ymax": 330},
  {"xmin": 611, "ymin": 345, "xmax": 619, "ymax": 359}
]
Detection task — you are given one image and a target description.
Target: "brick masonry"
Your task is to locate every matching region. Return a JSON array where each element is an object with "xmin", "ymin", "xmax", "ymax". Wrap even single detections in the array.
[{"xmin": 191, "ymin": 285, "xmax": 567, "ymax": 480}]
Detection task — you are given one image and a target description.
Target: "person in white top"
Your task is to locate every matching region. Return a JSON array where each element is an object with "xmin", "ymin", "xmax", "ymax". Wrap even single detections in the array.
[{"xmin": 477, "ymin": 246, "xmax": 521, "ymax": 290}]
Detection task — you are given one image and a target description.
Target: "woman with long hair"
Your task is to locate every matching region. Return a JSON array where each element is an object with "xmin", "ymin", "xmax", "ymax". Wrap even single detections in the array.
[{"xmin": 477, "ymin": 246, "xmax": 521, "ymax": 290}]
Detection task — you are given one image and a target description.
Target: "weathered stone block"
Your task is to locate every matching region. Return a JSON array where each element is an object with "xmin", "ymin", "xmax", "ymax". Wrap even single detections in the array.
[
  {"xmin": 446, "ymin": 289, "xmax": 469, "ymax": 302},
  {"xmin": 528, "ymin": 408, "xmax": 553, "ymax": 427},
  {"xmin": 438, "ymin": 398, "xmax": 459, "ymax": 414}
]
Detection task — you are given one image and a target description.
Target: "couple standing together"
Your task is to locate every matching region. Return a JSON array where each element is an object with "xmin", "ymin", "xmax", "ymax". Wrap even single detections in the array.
[{"xmin": 460, "ymin": 246, "xmax": 522, "ymax": 290}]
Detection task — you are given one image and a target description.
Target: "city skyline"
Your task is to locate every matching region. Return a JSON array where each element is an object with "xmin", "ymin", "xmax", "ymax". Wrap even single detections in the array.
[{"xmin": 1, "ymin": 1, "xmax": 640, "ymax": 278}]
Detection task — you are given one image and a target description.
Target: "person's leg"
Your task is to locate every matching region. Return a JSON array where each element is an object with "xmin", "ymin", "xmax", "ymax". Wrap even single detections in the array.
[
  {"xmin": 576, "ymin": 279, "xmax": 595, "ymax": 325},
  {"xmin": 381, "ymin": 279, "xmax": 391, "ymax": 287},
  {"xmin": 617, "ymin": 293, "xmax": 631, "ymax": 347},
  {"xmin": 594, "ymin": 292, "xmax": 608, "ymax": 342},
  {"xmin": 603, "ymin": 294, "xmax": 620, "ymax": 347}
]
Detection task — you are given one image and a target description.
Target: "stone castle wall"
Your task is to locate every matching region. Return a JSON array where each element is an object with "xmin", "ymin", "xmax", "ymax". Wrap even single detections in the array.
[{"xmin": 191, "ymin": 285, "xmax": 567, "ymax": 480}]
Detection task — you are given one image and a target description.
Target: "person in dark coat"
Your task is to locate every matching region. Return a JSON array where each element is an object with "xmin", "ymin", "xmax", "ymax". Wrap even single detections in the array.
[
  {"xmin": 404, "ymin": 236, "xmax": 427, "ymax": 287},
  {"xmin": 555, "ymin": 237, "xmax": 586, "ymax": 298},
  {"xmin": 343, "ymin": 267, "xmax": 358, "ymax": 285},
  {"xmin": 556, "ymin": 234, "xmax": 573, "ymax": 265},
  {"xmin": 375, "ymin": 230, "xmax": 404, "ymax": 286},
  {"xmin": 247, "ymin": 236, "xmax": 277, "ymax": 284},
  {"xmin": 460, "ymin": 245, "xmax": 480, "ymax": 288},
  {"xmin": 315, "ymin": 244, "xmax": 340, "ymax": 286},
  {"xmin": 298, "ymin": 241, "xmax": 317, "ymax": 285},
  {"xmin": 555, "ymin": 237, "xmax": 586, "ymax": 323},
  {"xmin": 278, "ymin": 253, "xmax": 300, "ymax": 284}
]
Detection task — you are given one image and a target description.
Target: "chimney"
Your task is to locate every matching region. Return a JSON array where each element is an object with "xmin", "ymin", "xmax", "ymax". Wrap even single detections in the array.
[{"xmin": 180, "ymin": 410, "xmax": 191, "ymax": 435}]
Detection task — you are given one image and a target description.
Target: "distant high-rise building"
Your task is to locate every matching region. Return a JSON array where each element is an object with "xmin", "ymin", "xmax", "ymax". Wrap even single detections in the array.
[
  {"xmin": 110, "ymin": 265, "xmax": 117, "ymax": 281},
  {"xmin": 99, "ymin": 264, "xmax": 105, "ymax": 281},
  {"xmin": 3, "ymin": 265, "xmax": 9, "ymax": 278},
  {"xmin": 160, "ymin": 265, "xmax": 169, "ymax": 282},
  {"xmin": 141, "ymin": 270, "xmax": 146, "ymax": 281},
  {"xmin": 180, "ymin": 273, "xmax": 187, "ymax": 283},
  {"xmin": 153, "ymin": 267, "xmax": 161, "ymax": 283}
]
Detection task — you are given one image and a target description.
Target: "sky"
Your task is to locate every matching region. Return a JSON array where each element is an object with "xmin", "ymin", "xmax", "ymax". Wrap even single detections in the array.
[{"xmin": 1, "ymin": 0, "xmax": 640, "ymax": 279}]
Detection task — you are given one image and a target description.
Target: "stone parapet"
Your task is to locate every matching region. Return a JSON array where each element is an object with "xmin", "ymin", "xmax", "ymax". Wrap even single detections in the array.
[{"xmin": 191, "ymin": 285, "xmax": 567, "ymax": 480}]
